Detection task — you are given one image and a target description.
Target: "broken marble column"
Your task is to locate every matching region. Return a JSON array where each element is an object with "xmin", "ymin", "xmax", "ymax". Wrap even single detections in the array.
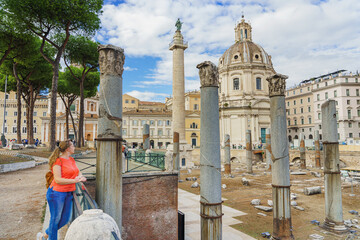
[
  {"xmin": 246, "ymin": 130, "xmax": 253, "ymax": 174},
  {"xmin": 173, "ymin": 132, "xmax": 180, "ymax": 170},
  {"xmin": 299, "ymin": 133, "xmax": 306, "ymax": 169},
  {"xmin": 197, "ymin": 61, "xmax": 222, "ymax": 240},
  {"xmin": 266, "ymin": 128, "xmax": 271, "ymax": 171},
  {"xmin": 315, "ymin": 130, "xmax": 321, "ymax": 168},
  {"xmin": 224, "ymin": 134, "xmax": 231, "ymax": 175},
  {"xmin": 267, "ymin": 73, "xmax": 294, "ymax": 239},
  {"xmin": 96, "ymin": 44, "xmax": 125, "ymax": 231},
  {"xmin": 143, "ymin": 124, "xmax": 150, "ymax": 150},
  {"xmin": 321, "ymin": 100, "xmax": 347, "ymax": 233}
]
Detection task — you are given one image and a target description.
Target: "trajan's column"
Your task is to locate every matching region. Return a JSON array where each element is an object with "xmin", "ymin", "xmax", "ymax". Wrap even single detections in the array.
[{"xmin": 169, "ymin": 18, "xmax": 188, "ymax": 142}]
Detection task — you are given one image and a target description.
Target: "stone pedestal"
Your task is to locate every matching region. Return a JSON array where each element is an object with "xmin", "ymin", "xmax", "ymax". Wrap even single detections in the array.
[
  {"xmin": 299, "ymin": 133, "xmax": 306, "ymax": 169},
  {"xmin": 224, "ymin": 134, "xmax": 231, "ymax": 175}
]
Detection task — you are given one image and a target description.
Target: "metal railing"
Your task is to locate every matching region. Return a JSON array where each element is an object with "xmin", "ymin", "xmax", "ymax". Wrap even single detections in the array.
[
  {"xmin": 126, "ymin": 151, "xmax": 165, "ymax": 172},
  {"xmin": 72, "ymin": 182, "xmax": 98, "ymax": 220}
]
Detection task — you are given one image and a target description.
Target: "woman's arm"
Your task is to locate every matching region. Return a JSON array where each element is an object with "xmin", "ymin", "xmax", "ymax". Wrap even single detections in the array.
[{"xmin": 53, "ymin": 165, "xmax": 82, "ymax": 185}]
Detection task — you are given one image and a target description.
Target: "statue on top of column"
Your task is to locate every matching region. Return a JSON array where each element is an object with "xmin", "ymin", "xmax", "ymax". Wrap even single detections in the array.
[{"xmin": 175, "ymin": 18, "xmax": 182, "ymax": 31}]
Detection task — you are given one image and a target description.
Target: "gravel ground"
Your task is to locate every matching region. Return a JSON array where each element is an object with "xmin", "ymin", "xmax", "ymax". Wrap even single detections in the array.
[{"xmin": 0, "ymin": 164, "xmax": 48, "ymax": 240}]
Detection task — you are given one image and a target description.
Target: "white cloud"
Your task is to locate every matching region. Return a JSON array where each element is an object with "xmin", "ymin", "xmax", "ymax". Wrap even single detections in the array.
[
  {"xmin": 98, "ymin": 0, "xmax": 360, "ymax": 90},
  {"xmin": 125, "ymin": 90, "xmax": 170, "ymax": 102},
  {"xmin": 124, "ymin": 66, "xmax": 138, "ymax": 71}
]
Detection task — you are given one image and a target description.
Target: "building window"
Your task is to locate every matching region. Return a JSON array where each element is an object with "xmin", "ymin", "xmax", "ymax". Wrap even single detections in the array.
[
  {"xmin": 141, "ymin": 120, "xmax": 146, "ymax": 125},
  {"xmin": 301, "ymin": 118, "xmax": 304, "ymax": 124},
  {"xmin": 334, "ymin": 90, "xmax": 337, "ymax": 97},
  {"xmin": 345, "ymin": 78, "xmax": 349, "ymax": 83},
  {"xmin": 13, "ymin": 119, "xmax": 16, "ymax": 123},
  {"xmin": 357, "ymin": 89, "xmax": 359, "ymax": 96},
  {"xmin": 256, "ymin": 77, "xmax": 261, "ymax": 90},
  {"xmin": 308, "ymin": 87, "xmax": 310, "ymax": 91},
  {"xmin": 300, "ymin": 99, "xmax": 303, "ymax": 104},
  {"xmin": 23, "ymin": 112, "xmax": 26, "ymax": 116},
  {"xmin": 287, "ymin": 102, "xmax": 289, "ymax": 107},
  {"xmin": 317, "ymin": 104, "xmax": 320, "ymax": 109},
  {"xmin": 349, "ymin": 133, "xmax": 353, "ymax": 138},
  {"xmin": 301, "ymin": 108, "xmax": 303, "ymax": 113},
  {"xmin": 125, "ymin": 100, "xmax": 129, "ymax": 103},
  {"xmin": 300, "ymin": 89, "xmax": 303, "ymax": 93},
  {"xmin": 33, "ymin": 112, "xmax": 37, "ymax": 116},
  {"xmin": 158, "ymin": 120, "xmax": 163, "ymax": 126},
  {"xmin": 325, "ymin": 92, "xmax": 328, "ymax": 99},
  {"xmin": 133, "ymin": 120, "xmax": 138, "ymax": 126},
  {"xmin": 293, "ymin": 90, "xmax": 295, "ymax": 95},
  {"xmin": 288, "ymin": 120, "xmax": 290, "ymax": 126},
  {"xmin": 190, "ymin": 122, "xmax": 198, "ymax": 129},
  {"xmin": 318, "ymin": 113, "xmax": 321, "ymax": 120},
  {"xmin": 294, "ymin": 100, "xmax": 296, "ymax": 105},
  {"xmin": 150, "ymin": 120, "xmax": 155, "ymax": 126},
  {"xmin": 123, "ymin": 120, "xmax": 126, "ymax": 125},
  {"xmin": 194, "ymin": 104, "xmax": 198, "ymax": 110},
  {"xmin": 43, "ymin": 112, "xmax": 46, "ymax": 117},
  {"xmin": 334, "ymin": 79, "xmax": 337, "ymax": 84},
  {"xmin": 34, "ymin": 127, "xmax": 37, "ymax": 133},
  {"xmin": 12, "ymin": 127, "xmax": 17, "ymax": 133},
  {"xmin": 131, "ymin": 100, "xmax": 135, "ymax": 104},
  {"xmin": 166, "ymin": 120, "xmax": 171, "ymax": 126},
  {"xmin": 133, "ymin": 129, "xmax": 137, "ymax": 136},
  {"xmin": 22, "ymin": 127, "xmax": 27, "ymax": 134},
  {"xmin": 317, "ymin": 94, "xmax": 320, "ymax": 101},
  {"xmin": 308, "ymin": 106, "xmax": 311, "ymax": 112},
  {"xmin": 294, "ymin": 109, "xmax": 296, "ymax": 114},
  {"xmin": 24, "ymin": 120, "xmax": 26, "ymax": 123},
  {"xmin": 317, "ymin": 84, "xmax": 319, "ymax": 88},
  {"xmin": 302, "ymin": 129, "xmax": 305, "ymax": 132},
  {"xmin": 4, "ymin": 127, "xmax": 7, "ymax": 133},
  {"xmin": 122, "ymin": 129, "xmax": 127, "ymax": 135},
  {"xmin": 308, "ymin": 117, "xmax": 312, "ymax": 124},
  {"xmin": 151, "ymin": 130, "xmax": 154, "ymax": 136},
  {"xmin": 346, "ymin": 89, "xmax": 350, "ymax": 96},
  {"xmin": 308, "ymin": 97, "xmax": 310, "ymax": 103},
  {"xmin": 319, "ymin": 125, "xmax": 322, "ymax": 129},
  {"xmin": 358, "ymin": 109, "xmax": 360, "ymax": 117},
  {"xmin": 349, "ymin": 123, "xmax": 352, "ymax": 128},
  {"xmin": 325, "ymin": 82, "xmax": 328, "ymax": 86},
  {"xmin": 14, "ymin": 111, "xmax": 17, "ymax": 116},
  {"xmin": 34, "ymin": 120, "xmax": 36, "ymax": 123},
  {"xmin": 348, "ymin": 110, "xmax": 352, "ymax": 119},
  {"xmin": 158, "ymin": 129, "xmax": 163, "ymax": 136},
  {"xmin": 233, "ymin": 78, "xmax": 239, "ymax": 90}
]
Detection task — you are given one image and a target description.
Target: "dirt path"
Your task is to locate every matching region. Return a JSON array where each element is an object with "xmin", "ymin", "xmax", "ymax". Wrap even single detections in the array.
[{"xmin": 0, "ymin": 164, "xmax": 48, "ymax": 240}]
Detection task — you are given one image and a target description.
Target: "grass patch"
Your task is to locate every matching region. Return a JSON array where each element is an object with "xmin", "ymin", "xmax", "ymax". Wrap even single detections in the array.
[
  {"xmin": 41, "ymin": 200, "xmax": 47, "ymax": 223},
  {"xmin": 0, "ymin": 155, "xmax": 31, "ymax": 164},
  {"xmin": 24, "ymin": 151, "xmax": 52, "ymax": 158}
]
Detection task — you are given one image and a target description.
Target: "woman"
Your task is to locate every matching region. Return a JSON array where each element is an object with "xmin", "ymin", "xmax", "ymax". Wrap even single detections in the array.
[{"xmin": 37, "ymin": 140, "xmax": 86, "ymax": 240}]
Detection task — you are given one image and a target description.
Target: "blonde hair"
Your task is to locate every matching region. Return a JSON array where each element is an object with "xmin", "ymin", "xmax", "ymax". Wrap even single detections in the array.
[{"xmin": 48, "ymin": 140, "xmax": 72, "ymax": 169}]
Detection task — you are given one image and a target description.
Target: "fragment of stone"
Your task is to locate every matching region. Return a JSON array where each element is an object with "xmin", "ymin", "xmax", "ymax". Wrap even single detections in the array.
[
  {"xmin": 254, "ymin": 206, "xmax": 273, "ymax": 212},
  {"xmin": 222, "ymin": 184, "xmax": 227, "ymax": 189},
  {"xmin": 267, "ymin": 200, "xmax": 273, "ymax": 206},
  {"xmin": 344, "ymin": 219, "xmax": 353, "ymax": 227},
  {"xmin": 257, "ymin": 213, "xmax": 267, "ymax": 217},
  {"xmin": 251, "ymin": 199, "xmax": 261, "ymax": 205},
  {"xmin": 186, "ymin": 177, "xmax": 192, "ymax": 181},
  {"xmin": 349, "ymin": 210, "xmax": 359, "ymax": 215},
  {"xmin": 290, "ymin": 172, "xmax": 306, "ymax": 175},
  {"xmin": 178, "ymin": 180, "xmax": 184, "ymax": 183},
  {"xmin": 65, "ymin": 209, "xmax": 121, "ymax": 240},
  {"xmin": 311, "ymin": 220, "xmax": 320, "ymax": 225},
  {"xmin": 261, "ymin": 232, "xmax": 271, "ymax": 238},
  {"xmin": 192, "ymin": 177, "xmax": 197, "ymax": 181},
  {"xmin": 354, "ymin": 225, "xmax": 360, "ymax": 229},
  {"xmin": 187, "ymin": 169, "xmax": 192, "ymax": 174},
  {"xmin": 352, "ymin": 219, "xmax": 359, "ymax": 224},
  {"xmin": 294, "ymin": 206, "xmax": 304, "ymax": 211},
  {"xmin": 290, "ymin": 193, "xmax": 297, "ymax": 200},
  {"xmin": 242, "ymin": 177, "xmax": 250, "ymax": 186},
  {"xmin": 310, "ymin": 171, "xmax": 321, "ymax": 178},
  {"xmin": 290, "ymin": 201, "xmax": 297, "ymax": 206},
  {"xmin": 308, "ymin": 234, "xmax": 324, "ymax": 240},
  {"xmin": 304, "ymin": 186, "xmax": 321, "ymax": 195},
  {"xmin": 191, "ymin": 182, "xmax": 199, "ymax": 188}
]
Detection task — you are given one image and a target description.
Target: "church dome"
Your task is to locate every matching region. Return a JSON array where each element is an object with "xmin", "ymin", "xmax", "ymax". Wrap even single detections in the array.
[{"xmin": 218, "ymin": 18, "xmax": 273, "ymax": 71}]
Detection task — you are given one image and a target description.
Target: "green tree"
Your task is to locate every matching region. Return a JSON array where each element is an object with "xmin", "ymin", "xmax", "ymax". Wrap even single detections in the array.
[
  {"xmin": 0, "ymin": 38, "xmax": 53, "ymax": 144},
  {"xmin": 58, "ymin": 66, "xmax": 99, "ymax": 146},
  {"xmin": 1, "ymin": 0, "xmax": 103, "ymax": 150},
  {"xmin": 64, "ymin": 36, "xmax": 99, "ymax": 147}
]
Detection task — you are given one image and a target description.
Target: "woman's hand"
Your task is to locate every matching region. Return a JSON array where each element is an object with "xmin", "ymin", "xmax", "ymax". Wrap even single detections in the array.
[
  {"xmin": 74, "ymin": 176, "xmax": 82, "ymax": 183},
  {"xmin": 80, "ymin": 176, "xmax": 87, "ymax": 182}
]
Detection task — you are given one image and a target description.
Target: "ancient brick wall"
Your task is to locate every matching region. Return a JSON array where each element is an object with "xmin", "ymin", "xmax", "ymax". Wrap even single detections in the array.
[{"xmin": 122, "ymin": 171, "xmax": 178, "ymax": 240}]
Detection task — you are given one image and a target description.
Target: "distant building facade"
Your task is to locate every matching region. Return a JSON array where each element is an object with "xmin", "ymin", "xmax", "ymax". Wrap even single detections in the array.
[{"xmin": 218, "ymin": 17, "xmax": 275, "ymax": 146}]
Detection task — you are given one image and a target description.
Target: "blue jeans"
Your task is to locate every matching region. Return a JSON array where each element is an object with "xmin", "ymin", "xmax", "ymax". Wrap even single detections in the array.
[{"xmin": 46, "ymin": 187, "xmax": 73, "ymax": 240}]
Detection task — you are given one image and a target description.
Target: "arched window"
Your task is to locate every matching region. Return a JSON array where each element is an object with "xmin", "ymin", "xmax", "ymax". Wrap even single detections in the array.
[
  {"xmin": 309, "ymin": 134, "xmax": 313, "ymax": 139},
  {"xmin": 294, "ymin": 135, "xmax": 298, "ymax": 139},
  {"xmin": 191, "ymin": 133, "xmax": 197, "ymax": 137},
  {"xmin": 190, "ymin": 122, "xmax": 197, "ymax": 129},
  {"xmin": 233, "ymin": 78, "xmax": 239, "ymax": 90},
  {"xmin": 256, "ymin": 77, "xmax": 261, "ymax": 90}
]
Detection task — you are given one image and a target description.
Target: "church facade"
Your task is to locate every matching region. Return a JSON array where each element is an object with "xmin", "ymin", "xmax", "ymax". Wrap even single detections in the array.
[{"xmin": 218, "ymin": 18, "xmax": 276, "ymax": 147}]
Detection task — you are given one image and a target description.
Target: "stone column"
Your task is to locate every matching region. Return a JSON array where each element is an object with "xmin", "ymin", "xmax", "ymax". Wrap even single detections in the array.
[
  {"xmin": 314, "ymin": 130, "xmax": 321, "ymax": 168},
  {"xmin": 60, "ymin": 123, "xmax": 64, "ymax": 141},
  {"xmin": 173, "ymin": 132, "xmax": 180, "ymax": 170},
  {"xmin": 197, "ymin": 61, "xmax": 222, "ymax": 240},
  {"xmin": 96, "ymin": 44, "xmax": 125, "ymax": 232},
  {"xmin": 266, "ymin": 128, "xmax": 271, "ymax": 171},
  {"xmin": 267, "ymin": 74, "xmax": 294, "ymax": 239},
  {"xmin": 246, "ymin": 130, "xmax": 252, "ymax": 174},
  {"xmin": 45, "ymin": 123, "xmax": 48, "ymax": 143},
  {"xmin": 169, "ymin": 25, "xmax": 187, "ymax": 142},
  {"xmin": 321, "ymin": 100, "xmax": 347, "ymax": 233},
  {"xmin": 299, "ymin": 133, "xmax": 306, "ymax": 169},
  {"xmin": 224, "ymin": 134, "xmax": 231, "ymax": 175},
  {"xmin": 143, "ymin": 124, "xmax": 150, "ymax": 150}
]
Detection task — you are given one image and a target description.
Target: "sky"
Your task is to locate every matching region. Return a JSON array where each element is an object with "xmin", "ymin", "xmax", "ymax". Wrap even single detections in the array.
[{"xmin": 95, "ymin": 0, "xmax": 360, "ymax": 102}]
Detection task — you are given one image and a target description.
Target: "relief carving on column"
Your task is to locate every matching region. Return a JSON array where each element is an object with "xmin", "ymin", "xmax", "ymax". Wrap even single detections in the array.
[
  {"xmin": 98, "ymin": 44, "xmax": 125, "ymax": 76},
  {"xmin": 197, "ymin": 61, "xmax": 219, "ymax": 87},
  {"xmin": 266, "ymin": 73, "xmax": 288, "ymax": 97}
]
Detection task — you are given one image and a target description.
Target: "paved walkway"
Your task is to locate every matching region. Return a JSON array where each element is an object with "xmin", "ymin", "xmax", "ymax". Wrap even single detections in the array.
[{"xmin": 178, "ymin": 189, "xmax": 256, "ymax": 240}]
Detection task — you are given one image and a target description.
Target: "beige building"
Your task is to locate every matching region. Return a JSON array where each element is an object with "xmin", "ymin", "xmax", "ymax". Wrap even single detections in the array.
[
  {"xmin": 218, "ymin": 17, "xmax": 275, "ymax": 147},
  {"xmin": 285, "ymin": 81, "xmax": 314, "ymax": 142},
  {"xmin": 0, "ymin": 91, "xmax": 47, "ymax": 141},
  {"xmin": 123, "ymin": 94, "xmax": 139, "ymax": 111}
]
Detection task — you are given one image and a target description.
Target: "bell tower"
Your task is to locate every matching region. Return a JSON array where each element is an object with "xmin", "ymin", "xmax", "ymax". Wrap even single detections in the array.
[{"xmin": 234, "ymin": 16, "xmax": 252, "ymax": 42}]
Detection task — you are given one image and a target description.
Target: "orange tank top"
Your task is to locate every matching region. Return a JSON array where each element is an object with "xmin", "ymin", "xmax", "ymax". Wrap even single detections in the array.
[{"xmin": 50, "ymin": 157, "xmax": 79, "ymax": 192}]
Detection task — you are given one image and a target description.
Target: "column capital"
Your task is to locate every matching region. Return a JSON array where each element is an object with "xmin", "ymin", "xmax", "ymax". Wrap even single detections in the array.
[
  {"xmin": 197, "ymin": 61, "xmax": 219, "ymax": 87},
  {"xmin": 267, "ymin": 73, "xmax": 288, "ymax": 97},
  {"xmin": 98, "ymin": 44, "xmax": 125, "ymax": 76}
]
